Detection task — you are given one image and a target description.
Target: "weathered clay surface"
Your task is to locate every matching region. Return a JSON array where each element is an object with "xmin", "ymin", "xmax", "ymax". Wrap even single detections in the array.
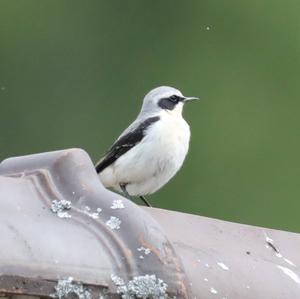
[{"xmin": 1, "ymin": 148, "xmax": 300, "ymax": 298}]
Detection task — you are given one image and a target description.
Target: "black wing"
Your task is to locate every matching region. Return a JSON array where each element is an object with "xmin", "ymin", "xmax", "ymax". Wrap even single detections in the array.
[{"xmin": 95, "ymin": 116, "xmax": 160, "ymax": 173}]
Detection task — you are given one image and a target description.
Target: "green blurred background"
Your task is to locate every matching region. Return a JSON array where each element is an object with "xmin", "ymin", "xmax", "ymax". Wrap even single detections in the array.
[{"xmin": 1, "ymin": 0, "xmax": 300, "ymax": 232}]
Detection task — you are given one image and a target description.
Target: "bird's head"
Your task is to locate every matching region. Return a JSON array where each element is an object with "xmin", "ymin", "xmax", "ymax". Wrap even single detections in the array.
[{"xmin": 140, "ymin": 86, "xmax": 198, "ymax": 116}]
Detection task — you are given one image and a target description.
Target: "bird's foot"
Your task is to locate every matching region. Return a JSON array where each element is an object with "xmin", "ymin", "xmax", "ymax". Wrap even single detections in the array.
[
  {"xmin": 119, "ymin": 184, "xmax": 152, "ymax": 207},
  {"xmin": 120, "ymin": 183, "xmax": 130, "ymax": 198}
]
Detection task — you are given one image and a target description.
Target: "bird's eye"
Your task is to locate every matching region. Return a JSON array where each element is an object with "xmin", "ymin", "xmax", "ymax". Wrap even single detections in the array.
[{"xmin": 169, "ymin": 95, "xmax": 180, "ymax": 103}]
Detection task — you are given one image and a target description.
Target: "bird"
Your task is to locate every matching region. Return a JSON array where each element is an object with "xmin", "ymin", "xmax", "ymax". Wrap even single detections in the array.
[{"xmin": 95, "ymin": 86, "xmax": 198, "ymax": 206}]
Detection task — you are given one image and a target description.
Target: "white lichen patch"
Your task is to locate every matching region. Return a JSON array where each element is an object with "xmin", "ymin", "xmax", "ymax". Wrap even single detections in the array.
[
  {"xmin": 83, "ymin": 206, "xmax": 102, "ymax": 219},
  {"xmin": 217, "ymin": 262, "xmax": 230, "ymax": 271},
  {"xmin": 51, "ymin": 200, "xmax": 72, "ymax": 218},
  {"xmin": 210, "ymin": 287, "xmax": 218, "ymax": 294},
  {"xmin": 137, "ymin": 246, "xmax": 151, "ymax": 255},
  {"xmin": 111, "ymin": 199, "xmax": 125, "ymax": 209},
  {"xmin": 111, "ymin": 274, "xmax": 168, "ymax": 299},
  {"xmin": 111, "ymin": 274, "xmax": 125, "ymax": 286},
  {"xmin": 51, "ymin": 277, "xmax": 91, "ymax": 299},
  {"xmin": 106, "ymin": 216, "xmax": 121, "ymax": 230}
]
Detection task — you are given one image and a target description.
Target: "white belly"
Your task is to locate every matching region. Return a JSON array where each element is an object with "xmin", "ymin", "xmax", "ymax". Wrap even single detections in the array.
[{"xmin": 99, "ymin": 114, "xmax": 190, "ymax": 196}]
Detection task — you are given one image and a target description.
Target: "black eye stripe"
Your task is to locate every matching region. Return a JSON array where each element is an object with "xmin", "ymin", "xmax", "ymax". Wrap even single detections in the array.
[{"xmin": 158, "ymin": 95, "xmax": 182, "ymax": 110}]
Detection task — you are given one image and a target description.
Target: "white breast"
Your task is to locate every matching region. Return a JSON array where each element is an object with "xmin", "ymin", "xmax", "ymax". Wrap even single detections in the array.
[
  {"xmin": 99, "ymin": 112, "xmax": 191, "ymax": 196},
  {"xmin": 152, "ymin": 112, "xmax": 190, "ymax": 176}
]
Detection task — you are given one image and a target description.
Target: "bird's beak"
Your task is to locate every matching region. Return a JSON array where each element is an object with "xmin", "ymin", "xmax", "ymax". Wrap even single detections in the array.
[{"xmin": 183, "ymin": 96, "xmax": 199, "ymax": 102}]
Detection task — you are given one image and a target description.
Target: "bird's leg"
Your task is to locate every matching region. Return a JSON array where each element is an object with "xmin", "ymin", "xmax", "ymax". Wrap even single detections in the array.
[
  {"xmin": 139, "ymin": 196, "xmax": 152, "ymax": 207},
  {"xmin": 120, "ymin": 184, "xmax": 152, "ymax": 207},
  {"xmin": 120, "ymin": 183, "xmax": 130, "ymax": 198}
]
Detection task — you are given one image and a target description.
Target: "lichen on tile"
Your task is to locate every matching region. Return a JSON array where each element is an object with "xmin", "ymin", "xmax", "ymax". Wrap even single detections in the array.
[
  {"xmin": 137, "ymin": 246, "xmax": 151, "ymax": 255},
  {"xmin": 111, "ymin": 199, "xmax": 125, "ymax": 209},
  {"xmin": 111, "ymin": 274, "xmax": 168, "ymax": 298},
  {"xmin": 51, "ymin": 199, "xmax": 72, "ymax": 218},
  {"xmin": 51, "ymin": 277, "xmax": 91, "ymax": 299},
  {"xmin": 106, "ymin": 216, "xmax": 121, "ymax": 230},
  {"xmin": 83, "ymin": 206, "xmax": 102, "ymax": 219}
]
